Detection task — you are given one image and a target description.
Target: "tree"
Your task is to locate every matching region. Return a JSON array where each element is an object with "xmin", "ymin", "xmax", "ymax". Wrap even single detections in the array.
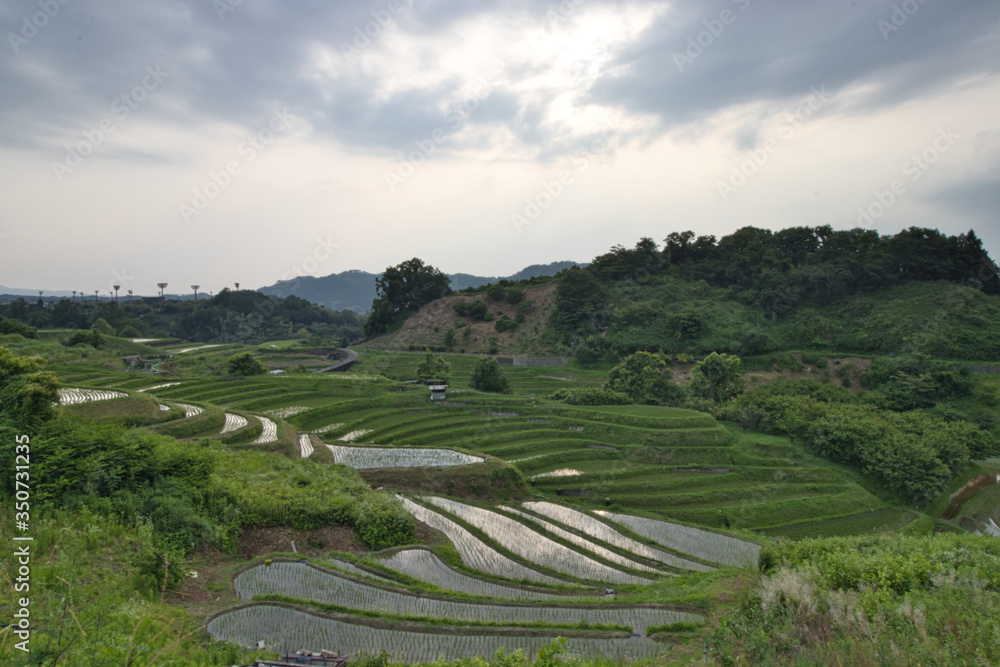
[
  {"xmin": 552, "ymin": 267, "xmax": 609, "ymax": 336},
  {"xmin": 226, "ymin": 352, "xmax": 268, "ymax": 376},
  {"xmin": 91, "ymin": 317, "xmax": 115, "ymax": 336},
  {"xmin": 690, "ymin": 352, "xmax": 745, "ymax": 403},
  {"xmin": 605, "ymin": 351, "xmax": 682, "ymax": 404},
  {"xmin": 470, "ymin": 357, "xmax": 510, "ymax": 394},
  {"xmin": 0, "ymin": 347, "xmax": 59, "ymax": 427},
  {"xmin": 416, "ymin": 348, "xmax": 450, "ymax": 383},
  {"xmin": 486, "ymin": 284, "xmax": 506, "ymax": 301},
  {"xmin": 365, "ymin": 258, "xmax": 452, "ymax": 337}
]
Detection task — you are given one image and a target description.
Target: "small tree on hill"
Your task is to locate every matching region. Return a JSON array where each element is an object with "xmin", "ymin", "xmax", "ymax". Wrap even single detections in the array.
[
  {"xmin": 91, "ymin": 318, "xmax": 115, "ymax": 336},
  {"xmin": 416, "ymin": 348, "xmax": 450, "ymax": 383},
  {"xmin": 364, "ymin": 258, "xmax": 452, "ymax": 338},
  {"xmin": 227, "ymin": 352, "xmax": 268, "ymax": 376},
  {"xmin": 470, "ymin": 357, "xmax": 511, "ymax": 394},
  {"xmin": 690, "ymin": 352, "xmax": 744, "ymax": 403},
  {"xmin": 486, "ymin": 284, "xmax": 506, "ymax": 301},
  {"xmin": 606, "ymin": 351, "xmax": 682, "ymax": 404}
]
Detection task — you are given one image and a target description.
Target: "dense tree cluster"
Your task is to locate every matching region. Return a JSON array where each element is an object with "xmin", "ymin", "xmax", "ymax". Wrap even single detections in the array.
[
  {"xmin": 470, "ymin": 357, "xmax": 511, "ymax": 394},
  {"xmin": 364, "ymin": 258, "xmax": 452, "ymax": 337},
  {"xmin": 0, "ymin": 288, "xmax": 365, "ymax": 345},
  {"xmin": 554, "ymin": 226, "xmax": 1000, "ymax": 360},
  {"xmin": 724, "ymin": 357, "xmax": 997, "ymax": 504}
]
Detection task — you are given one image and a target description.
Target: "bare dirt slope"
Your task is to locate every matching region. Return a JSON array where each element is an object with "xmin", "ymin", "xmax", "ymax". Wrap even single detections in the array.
[{"xmin": 362, "ymin": 283, "xmax": 561, "ymax": 356}]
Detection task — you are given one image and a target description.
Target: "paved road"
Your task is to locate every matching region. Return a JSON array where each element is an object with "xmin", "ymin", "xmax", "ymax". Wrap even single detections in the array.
[{"xmin": 314, "ymin": 348, "xmax": 358, "ymax": 373}]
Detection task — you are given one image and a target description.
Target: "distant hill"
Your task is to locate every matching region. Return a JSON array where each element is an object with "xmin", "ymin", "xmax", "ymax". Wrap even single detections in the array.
[{"xmin": 258, "ymin": 261, "xmax": 583, "ymax": 312}]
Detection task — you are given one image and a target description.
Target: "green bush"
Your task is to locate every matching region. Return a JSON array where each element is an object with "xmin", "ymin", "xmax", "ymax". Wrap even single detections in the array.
[
  {"xmin": 351, "ymin": 493, "xmax": 415, "ymax": 550},
  {"xmin": 470, "ymin": 356, "xmax": 510, "ymax": 393},
  {"xmin": 453, "ymin": 300, "xmax": 489, "ymax": 320},
  {"xmin": 226, "ymin": 352, "xmax": 268, "ymax": 376},
  {"xmin": 505, "ymin": 288, "xmax": 526, "ymax": 304},
  {"xmin": 494, "ymin": 315, "xmax": 517, "ymax": 332}
]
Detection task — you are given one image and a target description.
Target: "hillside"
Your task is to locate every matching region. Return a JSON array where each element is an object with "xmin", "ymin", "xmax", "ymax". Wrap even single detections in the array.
[
  {"xmin": 361, "ymin": 282, "xmax": 561, "ymax": 356},
  {"xmin": 258, "ymin": 261, "xmax": 582, "ymax": 313}
]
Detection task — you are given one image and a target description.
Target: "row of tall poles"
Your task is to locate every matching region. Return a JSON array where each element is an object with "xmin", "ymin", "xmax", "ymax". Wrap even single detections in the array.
[{"xmin": 54, "ymin": 282, "xmax": 243, "ymax": 304}]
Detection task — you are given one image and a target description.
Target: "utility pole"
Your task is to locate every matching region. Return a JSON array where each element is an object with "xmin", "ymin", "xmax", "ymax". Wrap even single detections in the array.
[
  {"xmin": 113, "ymin": 284, "xmax": 120, "ymax": 305},
  {"xmin": 94, "ymin": 290, "xmax": 99, "ymax": 302},
  {"xmin": 72, "ymin": 290, "xmax": 77, "ymax": 303},
  {"xmin": 191, "ymin": 285, "xmax": 200, "ymax": 300},
  {"xmin": 127, "ymin": 289, "xmax": 133, "ymax": 304},
  {"xmin": 234, "ymin": 282, "xmax": 240, "ymax": 290},
  {"xmin": 157, "ymin": 283, "xmax": 168, "ymax": 302}
]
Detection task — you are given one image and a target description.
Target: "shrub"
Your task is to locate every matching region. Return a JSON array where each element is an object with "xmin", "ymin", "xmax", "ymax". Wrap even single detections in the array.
[
  {"xmin": 453, "ymin": 300, "xmax": 489, "ymax": 320},
  {"xmin": 118, "ymin": 324, "xmax": 142, "ymax": 338},
  {"xmin": 226, "ymin": 352, "xmax": 268, "ymax": 376},
  {"xmin": 494, "ymin": 315, "xmax": 517, "ymax": 332},
  {"xmin": 416, "ymin": 348, "xmax": 450, "ymax": 383},
  {"xmin": 562, "ymin": 388, "xmax": 630, "ymax": 405},
  {"xmin": 470, "ymin": 357, "xmax": 510, "ymax": 393},
  {"xmin": 91, "ymin": 318, "xmax": 116, "ymax": 336},
  {"xmin": 351, "ymin": 494, "xmax": 415, "ymax": 550},
  {"xmin": 486, "ymin": 284, "xmax": 506, "ymax": 301},
  {"xmin": 505, "ymin": 288, "xmax": 526, "ymax": 304},
  {"xmin": 0, "ymin": 316, "xmax": 36, "ymax": 338}
]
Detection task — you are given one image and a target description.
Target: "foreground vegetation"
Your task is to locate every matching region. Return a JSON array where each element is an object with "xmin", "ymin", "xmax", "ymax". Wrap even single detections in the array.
[{"xmin": 3, "ymin": 225, "xmax": 1000, "ymax": 664}]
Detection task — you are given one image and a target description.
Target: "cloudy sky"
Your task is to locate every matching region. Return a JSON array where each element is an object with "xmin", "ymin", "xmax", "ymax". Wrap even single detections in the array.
[{"xmin": 1, "ymin": 0, "xmax": 998, "ymax": 295}]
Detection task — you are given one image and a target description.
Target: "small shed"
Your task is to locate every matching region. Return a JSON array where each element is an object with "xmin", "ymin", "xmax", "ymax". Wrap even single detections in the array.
[{"xmin": 428, "ymin": 383, "xmax": 448, "ymax": 401}]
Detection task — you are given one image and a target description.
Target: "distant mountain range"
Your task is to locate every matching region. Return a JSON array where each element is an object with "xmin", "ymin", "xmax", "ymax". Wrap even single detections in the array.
[
  {"xmin": 0, "ymin": 261, "xmax": 582, "ymax": 311},
  {"xmin": 258, "ymin": 261, "xmax": 583, "ymax": 312}
]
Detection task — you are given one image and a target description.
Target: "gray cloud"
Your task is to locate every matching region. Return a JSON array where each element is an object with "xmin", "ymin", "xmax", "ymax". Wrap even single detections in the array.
[{"xmin": 588, "ymin": 0, "xmax": 1000, "ymax": 143}]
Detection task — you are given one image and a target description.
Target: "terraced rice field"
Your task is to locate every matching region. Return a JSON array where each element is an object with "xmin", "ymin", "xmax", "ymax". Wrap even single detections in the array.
[
  {"xmin": 499, "ymin": 506, "xmax": 662, "ymax": 575},
  {"xmin": 43, "ymin": 347, "xmax": 894, "ymax": 660},
  {"xmin": 520, "ymin": 502, "xmax": 714, "ymax": 572},
  {"xmin": 266, "ymin": 406, "xmax": 309, "ymax": 418},
  {"xmin": 207, "ymin": 604, "xmax": 667, "ymax": 662},
  {"xmin": 399, "ymin": 497, "xmax": 564, "ymax": 585},
  {"xmin": 531, "ymin": 468, "xmax": 582, "ymax": 479},
  {"xmin": 326, "ymin": 445, "xmax": 483, "ymax": 469},
  {"xmin": 233, "ymin": 561, "xmax": 694, "ymax": 633},
  {"xmin": 176, "ymin": 344, "xmax": 220, "ymax": 353},
  {"xmin": 136, "ymin": 382, "xmax": 181, "ymax": 392},
  {"xmin": 253, "ymin": 416, "xmax": 278, "ymax": 444},
  {"xmin": 221, "ymin": 413, "xmax": 249, "ymax": 434},
  {"xmin": 338, "ymin": 429, "xmax": 372, "ymax": 442},
  {"xmin": 58, "ymin": 388, "xmax": 128, "ymax": 405},
  {"xmin": 376, "ymin": 548, "xmax": 568, "ymax": 600},
  {"xmin": 423, "ymin": 496, "xmax": 654, "ymax": 585},
  {"xmin": 298, "ymin": 433, "xmax": 314, "ymax": 458},
  {"xmin": 595, "ymin": 511, "xmax": 761, "ymax": 567},
  {"xmin": 176, "ymin": 403, "xmax": 204, "ymax": 418}
]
